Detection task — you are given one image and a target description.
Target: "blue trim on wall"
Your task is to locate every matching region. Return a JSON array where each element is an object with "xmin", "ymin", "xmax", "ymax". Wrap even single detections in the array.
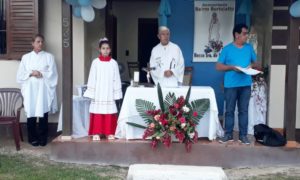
[{"xmin": 168, "ymin": 0, "xmax": 226, "ymax": 115}]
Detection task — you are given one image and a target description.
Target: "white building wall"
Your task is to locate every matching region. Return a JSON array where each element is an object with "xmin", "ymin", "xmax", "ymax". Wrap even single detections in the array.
[
  {"xmin": 73, "ymin": 18, "xmax": 85, "ymax": 93},
  {"xmin": 268, "ymin": 65, "xmax": 286, "ymax": 128},
  {"xmin": 0, "ymin": 61, "xmax": 19, "ymax": 88},
  {"xmin": 268, "ymin": 65, "xmax": 300, "ymax": 129}
]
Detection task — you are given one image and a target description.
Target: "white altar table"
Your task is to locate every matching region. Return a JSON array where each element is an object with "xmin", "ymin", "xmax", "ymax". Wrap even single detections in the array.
[
  {"xmin": 57, "ymin": 96, "xmax": 91, "ymax": 138},
  {"xmin": 115, "ymin": 86, "xmax": 224, "ymax": 140}
]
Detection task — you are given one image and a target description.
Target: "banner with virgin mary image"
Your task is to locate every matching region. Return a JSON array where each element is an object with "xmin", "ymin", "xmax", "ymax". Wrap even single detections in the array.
[{"xmin": 193, "ymin": 0, "xmax": 235, "ymax": 62}]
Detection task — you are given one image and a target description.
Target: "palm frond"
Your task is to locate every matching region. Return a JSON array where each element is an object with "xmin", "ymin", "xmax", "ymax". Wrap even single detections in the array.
[
  {"xmin": 136, "ymin": 99, "xmax": 156, "ymax": 122},
  {"xmin": 126, "ymin": 122, "xmax": 147, "ymax": 129},
  {"xmin": 157, "ymin": 83, "xmax": 165, "ymax": 112},
  {"xmin": 185, "ymin": 86, "xmax": 192, "ymax": 104},
  {"xmin": 164, "ymin": 92, "xmax": 176, "ymax": 109},
  {"xmin": 190, "ymin": 99, "xmax": 210, "ymax": 124}
]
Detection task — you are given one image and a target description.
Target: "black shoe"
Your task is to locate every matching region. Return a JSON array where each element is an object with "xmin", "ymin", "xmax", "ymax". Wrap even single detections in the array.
[
  {"xmin": 218, "ymin": 134, "xmax": 234, "ymax": 143},
  {"xmin": 39, "ymin": 141, "xmax": 47, "ymax": 146},
  {"xmin": 29, "ymin": 141, "xmax": 39, "ymax": 147},
  {"xmin": 239, "ymin": 136, "xmax": 250, "ymax": 145}
]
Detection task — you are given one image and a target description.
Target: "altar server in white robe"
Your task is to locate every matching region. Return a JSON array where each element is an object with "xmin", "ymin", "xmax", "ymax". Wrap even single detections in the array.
[
  {"xmin": 84, "ymin": 38, "xmax": 122, "ymax": 140},
  {"xmin": 150, "ymin": 26, "xmax": 185, "ymax": 87},
  {"xmin": 16, "ymin": 34, "xmax": 58, "ymax": 147}
]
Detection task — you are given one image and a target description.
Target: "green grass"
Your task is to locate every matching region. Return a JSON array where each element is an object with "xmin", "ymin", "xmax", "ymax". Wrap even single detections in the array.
[
  {"xmin": 0, "ymin": 153, "xmax": 127, "ymax": 180},
  {"xmin": 248, "ymin": 174, "xmax": 300, "ymax": 180},
  {"xmin": 2, "ymin": 153, "xmax": 300, "ymax": 180}
]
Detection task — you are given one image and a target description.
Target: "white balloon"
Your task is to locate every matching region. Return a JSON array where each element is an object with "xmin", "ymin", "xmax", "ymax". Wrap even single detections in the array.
[
  {"xmin": 91, "ymin": 0, "xmax": 106, "ymax": 9},
  {"xmin": 81, "ymin": 5, "xmax": 95, "ymax": 22}
]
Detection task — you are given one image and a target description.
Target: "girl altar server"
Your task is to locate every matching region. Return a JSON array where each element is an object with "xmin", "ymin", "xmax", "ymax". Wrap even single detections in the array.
[{"xmin": 84, "ymin": 38, "xmax": 122, "ymax": 140}]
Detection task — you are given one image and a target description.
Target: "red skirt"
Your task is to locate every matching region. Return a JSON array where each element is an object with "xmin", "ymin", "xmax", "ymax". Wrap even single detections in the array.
[{"xmin": 88, "ymin": 113, "xmax": 118, "ymax": 135}]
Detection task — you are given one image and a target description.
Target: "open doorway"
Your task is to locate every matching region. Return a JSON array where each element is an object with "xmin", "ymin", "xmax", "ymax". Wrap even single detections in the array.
[{"xmin": 138, "ymin": 18, "xmax": 159, "ymax": 83}]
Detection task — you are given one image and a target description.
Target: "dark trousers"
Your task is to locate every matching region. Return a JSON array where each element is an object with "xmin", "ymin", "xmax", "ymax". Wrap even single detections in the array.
[{"xmin": 27, "ymin": 112, "xmax": 48, "ymax": 144}]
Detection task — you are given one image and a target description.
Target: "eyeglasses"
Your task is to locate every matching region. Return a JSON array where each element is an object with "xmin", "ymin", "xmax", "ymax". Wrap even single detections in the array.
[{"xmin": 241, "ymin": 31, "xmax": 249, "ymax": 36}]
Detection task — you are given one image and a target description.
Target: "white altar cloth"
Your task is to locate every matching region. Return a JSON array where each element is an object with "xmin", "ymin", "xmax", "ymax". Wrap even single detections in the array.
[
  {"xmin": 115, "ymin": 86, "xmax": 224, "ymax": 140},
  {"xmin": 57, "ymin": 96, "xmax": 91, "ymax": 138}
]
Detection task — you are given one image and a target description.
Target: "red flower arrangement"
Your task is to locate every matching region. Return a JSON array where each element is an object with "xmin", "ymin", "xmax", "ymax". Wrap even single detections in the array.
[{"xmin": 127, "ymin": 84, "xmax": 209, "ymax": 152}]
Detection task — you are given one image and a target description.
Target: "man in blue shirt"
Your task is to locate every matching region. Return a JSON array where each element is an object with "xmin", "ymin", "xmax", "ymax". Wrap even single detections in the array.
[{"xmin": 216, "ymin": 24, "xmax": 257, "ymax": 145}]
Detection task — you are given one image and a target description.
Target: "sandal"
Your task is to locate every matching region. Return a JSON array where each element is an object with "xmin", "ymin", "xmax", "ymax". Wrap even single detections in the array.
[
  {"xmin": 92, "ymin": 135, "xmax": 100, "ymax": 141},
  {"xmin": 107, "ymin": 135, "xmax": 115, "ymax": 140}
]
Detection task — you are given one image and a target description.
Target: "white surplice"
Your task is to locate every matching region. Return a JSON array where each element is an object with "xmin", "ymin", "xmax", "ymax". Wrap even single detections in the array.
[
  {"xmin": 150, "ymin": 42, "xmax": 185, "ymax": 87},
  {"xmin": 16, "ymin": 51, "xmax": 58, "ymax": 118},
  {"xmin": 84, "ymin": 58, "xmax": 122, "ymax": 114}
]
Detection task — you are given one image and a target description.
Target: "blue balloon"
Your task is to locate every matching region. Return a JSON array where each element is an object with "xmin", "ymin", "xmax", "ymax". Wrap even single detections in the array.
[
  {"xmin": 65, "ymin": 0, "xmax": 79, "ymax": 6},
  {"xmin": 78, "ymin": 0, "xmax": 91, "ymax": 6},
  {"xmin": 73, "ymin": 6, "xmax": 81, "ymax": 18},
  {"xmin": 290, "ymin": 1, "xmax": 300, "ymax": 18}
]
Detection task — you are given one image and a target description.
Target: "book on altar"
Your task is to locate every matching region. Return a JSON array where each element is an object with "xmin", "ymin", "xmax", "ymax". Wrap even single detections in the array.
[{"xmin": 235, "ymin": 66, "xmax": 263, "ymax": 76}]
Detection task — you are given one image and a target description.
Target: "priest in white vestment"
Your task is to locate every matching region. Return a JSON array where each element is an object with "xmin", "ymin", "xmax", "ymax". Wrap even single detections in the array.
[
  {"xmin": 16, "ymin": 34, "xmax": 58, "ymax": 146},
  {"xmin": 150, "ymin": 26, "xmax": 185, "ymax": 87}
]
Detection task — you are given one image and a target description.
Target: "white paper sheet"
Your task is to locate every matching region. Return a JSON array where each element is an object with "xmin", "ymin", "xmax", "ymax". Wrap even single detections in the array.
[{"xmin": 235, "ymin": 66, "xmax": 262, "ymax": 75}]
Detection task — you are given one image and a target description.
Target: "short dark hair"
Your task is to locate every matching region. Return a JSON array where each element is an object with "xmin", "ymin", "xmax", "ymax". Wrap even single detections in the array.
[
  {"xmin": 32, "ymin": 34, "xmax": 44, "ymax": 42},
  {"xmin": 232, "ymin": 24, "xmax": 248, "ymax": 39},
  {"xmin": 99, "ymin": 40, "xmax": 110, "ymax": 48}
]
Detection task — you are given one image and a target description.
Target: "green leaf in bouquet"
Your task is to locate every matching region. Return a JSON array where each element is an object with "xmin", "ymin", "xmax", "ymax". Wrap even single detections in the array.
[
  {"xmin": 150, "ymin": 131, "xmax": 164, "ymax": 138},
  {"xmin": 185, "ymin": 86, "xmax": 192, "ymax": 104},
  {"xmin": 136, "ymin": 99, "xmax": 156, "ymax": 123},
  {"xmin": 126, "ymin": 122, "xmax": 147, "ymax": 129},
  {"xmin": 190, "ymin": 99, "xmax": 210, "ymax": 124},
  {"xmin": 157, "ymin": 83, "xmax": 165, "ymax": 113},
  {"xmin": 144, "ymin": 119, "xmax": 153, "ymax": 124},
  {"xmin": 186, "ymin": 126, "xmax": 194, "ymax": 134},
  {"xmin": 164, "ymin": 92, "xmax": 176, "ymax": 109}
]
